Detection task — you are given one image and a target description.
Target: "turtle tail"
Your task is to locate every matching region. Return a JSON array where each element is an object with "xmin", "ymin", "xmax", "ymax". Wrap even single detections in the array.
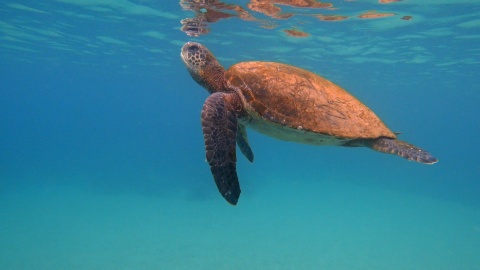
[{"xmin": 368, "ymin": 137, "xmax": 438, "ymax": 164}]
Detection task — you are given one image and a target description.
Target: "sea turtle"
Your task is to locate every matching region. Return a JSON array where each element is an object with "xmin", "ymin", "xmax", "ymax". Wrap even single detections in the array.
[{"xmin": 180, "ymin": 41, "xmax": 438, "ymax": 205}]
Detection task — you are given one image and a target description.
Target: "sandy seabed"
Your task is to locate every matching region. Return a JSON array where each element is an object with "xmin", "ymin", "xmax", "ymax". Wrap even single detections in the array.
[{"xmin": 1, "ymin": 178, "xmax": 479, "ymax": 270}]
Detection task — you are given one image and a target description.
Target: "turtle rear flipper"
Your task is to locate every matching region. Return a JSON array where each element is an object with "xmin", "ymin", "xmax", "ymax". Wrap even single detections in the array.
[
  {"xmin": 369, "ymin": 138, "xmax": 438, "ymax": 164},
  {"xmin": 201, "ymin": 92, "xmax": 241, "ymax": 205}
]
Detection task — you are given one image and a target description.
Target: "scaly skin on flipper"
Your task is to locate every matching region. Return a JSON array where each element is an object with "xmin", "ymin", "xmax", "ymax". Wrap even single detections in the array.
[
  {"xmin": 368, "ymin": 138, "xmax": 438, "ymax": 164},
  {"xmin": 201, "ymin": 92, "xmax": 242, "ymax": 205},
  {"xmin": 237, "ymin": 123, "xmax": 254, "ymax": 163}
]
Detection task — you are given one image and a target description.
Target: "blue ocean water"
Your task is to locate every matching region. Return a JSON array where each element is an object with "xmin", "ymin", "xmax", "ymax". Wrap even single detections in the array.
[{"xmin": 1, "ymin": 0, "xmax": 479, "ymax": 269}]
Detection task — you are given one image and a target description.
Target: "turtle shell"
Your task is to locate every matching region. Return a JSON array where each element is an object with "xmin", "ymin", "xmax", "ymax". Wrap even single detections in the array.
[{"xmin": 225, "ymin": 61, "xmax": 396, "ymax": 142}]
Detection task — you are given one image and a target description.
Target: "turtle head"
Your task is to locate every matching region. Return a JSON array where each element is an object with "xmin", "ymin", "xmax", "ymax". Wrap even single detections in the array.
[{"xmin": 181, "ymin": 42, "xmax": 226, "ymax": 93}]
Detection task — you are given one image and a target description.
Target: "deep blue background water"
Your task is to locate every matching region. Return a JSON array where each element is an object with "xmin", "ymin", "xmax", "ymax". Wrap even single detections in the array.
[{"xmin": 1, "ymin": 1, "xmax": 479, "ymax": 269}]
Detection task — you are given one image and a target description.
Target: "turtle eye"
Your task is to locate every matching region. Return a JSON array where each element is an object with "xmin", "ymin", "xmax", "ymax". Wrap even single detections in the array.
[{"xmin": 188, "ymin": 44, "xmax": 199, "ymax": 53}]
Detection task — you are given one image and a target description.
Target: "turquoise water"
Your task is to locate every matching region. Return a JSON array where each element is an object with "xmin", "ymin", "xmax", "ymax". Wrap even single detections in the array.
[{"xmin": 1, "ymin": 0, "xmax": 479, "ymax": 269}]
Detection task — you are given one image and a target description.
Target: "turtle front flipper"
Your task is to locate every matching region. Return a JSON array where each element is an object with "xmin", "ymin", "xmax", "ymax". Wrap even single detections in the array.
[
  {"xmin": 369, "ymin": 137, "xmax": 438, "ymax": 164},
  {"xmin": 237, "ymin": 123, "xmax": 254, "ymax": 163},
  {"xmin": 201, "ymin": 92, "xmax": 241, "ymax": 205}
]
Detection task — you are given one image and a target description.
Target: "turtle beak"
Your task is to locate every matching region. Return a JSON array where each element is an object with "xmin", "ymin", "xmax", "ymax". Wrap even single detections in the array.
[{"xmin": 180, "ymin": 43, "xmax": 189, "ymax": 65}]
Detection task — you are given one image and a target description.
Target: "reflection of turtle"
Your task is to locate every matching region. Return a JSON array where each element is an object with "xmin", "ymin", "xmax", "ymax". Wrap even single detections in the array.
[{"xmin": 181, "ymin": 42, "xmax": 438, "ymax": 205}]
